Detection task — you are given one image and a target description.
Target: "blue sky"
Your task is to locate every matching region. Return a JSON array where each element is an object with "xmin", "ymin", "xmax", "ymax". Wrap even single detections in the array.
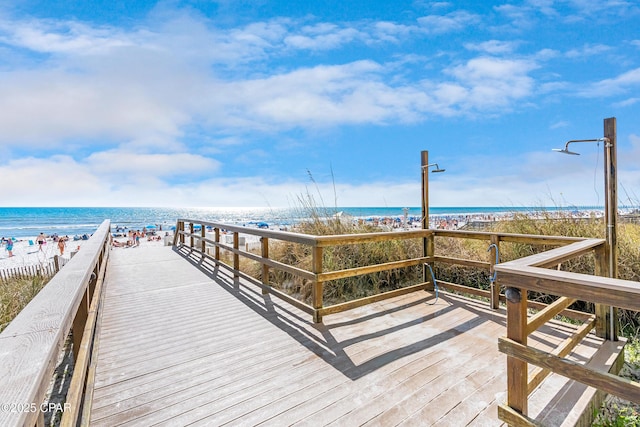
[{"xmin": 1, "ymin": 0, "xmax": 639, "ymax": 208}]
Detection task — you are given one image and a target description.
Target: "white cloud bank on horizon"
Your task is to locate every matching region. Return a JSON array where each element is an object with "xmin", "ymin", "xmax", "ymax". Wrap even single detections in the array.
[{"xmin": 3, "ymin": 138, "xmax": 639, "ymax": 208}]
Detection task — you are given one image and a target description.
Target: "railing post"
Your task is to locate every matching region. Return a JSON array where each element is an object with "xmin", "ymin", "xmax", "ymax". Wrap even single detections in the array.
[
  {"xmin": 189, "ymin": 223, "xmax": 194, "ymax": 248},
  {"xmin": 201, "ymin": 223, "xmax": 206, "ymax": 253},
  {"xmin": 214, "ymin": 228, "xmax": 220, "ymax": 260},
  {"xmin": 490, "ymin": 234, "xmax": 500, "ymax": 309},
  {"xmin": 506, "ymin": 285, "xmax": 528, "ymax": 416},
  {"xmin": 261, "ymin": 237, "xmax": 269, "ymax": 295},
  {"xmin": 594, "ymin": 244, "xmax": 618, "ymax": 339},
  {"xmin": 233, "ymin": 232, "xmax": 239, "ymax": 289},
  {"xmin": 312, "ymin": 246, "xmax": 323, "ymax": 323},
  {"xmin": 179, "ymin": 221, "xmax": 185, "ymax": 245},
  {"xmin": 71, "ymin": 285, "xmax": 90, "ymax": 363},
  {"xmin": 425, "ymin": 232, "xmax": 435, "ymax": 291},
  {"xmin": 604, "ymin": 116, "xmax": 619, "ymax": 342}
]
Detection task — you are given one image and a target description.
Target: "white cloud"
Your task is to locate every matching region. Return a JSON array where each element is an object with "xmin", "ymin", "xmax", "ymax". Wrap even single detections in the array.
[
  {"xmin": 0, "ymin": 18, "xmax": 133, "ymax": 54},
  {"xmin": 464, "ymin": 40, "xmax": 519, "ymax": 54},
  {"xmin": 493, "ymin": 4, "xmax": 535, "ymax": 29},
  {"xmin": 565, "ymin": 43, "xmax": 612, "ymax": 58},
  {"xmin": 284, "ymin": 25, "xmax": 364, "ymax": 50},
  {"xmin": 581, "ymin": 67, "xmax": 640, "ymax": 97},
  {"xmin": 417, "ymin": 11, "xmax": 480, "ymax": 34},
  {"xmin": 613, "ymin": 97, "xmax": 640, "ymax": 107},
  {"xmin": 207, "ymin": 61, "xmax": 433, "ymax": 127},
  {"xmin": 86, "ymin": 150, "xmax": 219, "ymax": 178},
  {"xmin": 0, "ymin": 65, "xmax": 193, "ymax": 146},
  {"xmin": 444, "ymin": 57, "xmax": 538, "ymax": 110}
]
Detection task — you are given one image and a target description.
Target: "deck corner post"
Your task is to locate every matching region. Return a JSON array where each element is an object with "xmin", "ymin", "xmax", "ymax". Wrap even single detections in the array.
[
  {"xmin": 189, "ymin": 222, "xmax": 195, "ymax": 248},
  {"xmin": 506, "ymin": 285, "xmax": 528, "ymax": 417},
  {"xmin": 261, "ymin": 237, "xmax": 269, "ymax": 295},
  {"xmin": 312, "ymin": 246, "xmax": 324, "ymax": 323}
]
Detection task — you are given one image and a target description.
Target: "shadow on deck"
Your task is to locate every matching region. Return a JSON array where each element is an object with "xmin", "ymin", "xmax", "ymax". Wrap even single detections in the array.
[{"xmin": 89, "ymin": 244, "xmax": 620, "ymax": 426}]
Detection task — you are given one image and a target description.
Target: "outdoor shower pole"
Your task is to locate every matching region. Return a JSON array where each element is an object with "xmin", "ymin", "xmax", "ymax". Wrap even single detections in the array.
[
  {"xmin": 421, "ymin": 150, "xmax": 429, "ymax": 283},
  {"xmin": 604, "ymin": 117, "xmax": 618, "ymax": 340}
]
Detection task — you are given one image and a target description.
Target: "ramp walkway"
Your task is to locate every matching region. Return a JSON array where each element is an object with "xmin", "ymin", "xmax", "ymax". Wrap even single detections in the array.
[{"xmin": 87, "ymin": 244, "xmax": 614, "ymax": 426}]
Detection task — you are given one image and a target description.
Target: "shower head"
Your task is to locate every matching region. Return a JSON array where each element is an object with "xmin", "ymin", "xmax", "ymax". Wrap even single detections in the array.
[
  {"xmin": 552, "ymin": 148, "xmax": 580, "ymax": 155},
  {"xmin": 552, "ymin": 138, "xmax": 609, "ymax": 156},
  {"xmin": 423, "ymin": 162, "xmax": 445, "ymax": 173}
]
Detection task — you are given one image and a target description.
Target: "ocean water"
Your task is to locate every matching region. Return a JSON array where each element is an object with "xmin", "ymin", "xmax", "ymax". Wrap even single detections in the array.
[{"xmin": 0, "ymin": 206, "xmax": 601, "ymax": 239}]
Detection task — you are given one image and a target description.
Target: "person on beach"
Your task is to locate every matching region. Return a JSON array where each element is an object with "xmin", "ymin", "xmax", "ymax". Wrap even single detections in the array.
[
  {"xmin": 37, "ymin": 232, "xmax": 46, "ymax": 251},
  {"xmin": 5, "ymin": 238, "xmax": 13, "ymax": 257},
  {"xmin": 58, "ymin": 237, "xmax": 66, "ymax": 256}
]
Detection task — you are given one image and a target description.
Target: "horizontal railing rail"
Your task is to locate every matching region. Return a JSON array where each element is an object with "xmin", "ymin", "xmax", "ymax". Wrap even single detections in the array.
[
  {"xmin": 0, "ymin": 220, "xmax": 111, "ymax": 427},
  {"xmin": 494, "ymin": 238, "xmax": 640, "ymax": 425},
  {"xmin": 173, "ymin": 219, "xmax": 596, "ymax": 324}
]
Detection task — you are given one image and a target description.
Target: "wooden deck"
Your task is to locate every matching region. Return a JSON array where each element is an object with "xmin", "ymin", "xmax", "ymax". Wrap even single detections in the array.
[{"xmin": 89, "ymin": 244, "xmax": 616, "ymax": 426}]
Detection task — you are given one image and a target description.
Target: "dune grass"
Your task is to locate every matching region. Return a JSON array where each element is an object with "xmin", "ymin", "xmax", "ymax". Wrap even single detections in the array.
[
  {"xmin": 242, "ymin": 207, "xmax": 640, "ymax": 334},
  {"xmin": 0, "ymin": 275, "xmax": 49, "ymax": 332}
]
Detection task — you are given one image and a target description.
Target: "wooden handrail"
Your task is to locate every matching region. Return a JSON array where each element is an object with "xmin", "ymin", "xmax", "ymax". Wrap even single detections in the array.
[
  {"xmin": 499, "ymin": 337, "xmax": 640, "ymax": 403},
  {"xmin": 317, "ymin": 256, "xmax": 432, "ymax": 282},
  {"xmin": 499, "ymin": 238, "xmax": 604, "ymax": 268},
  {"xmin": 497, "ymin": 265, "xmax": 640, "ymax": 312},
  {"xmin": 60, "ymin": 241, "xmax": 110, "ymax": 426},
  {"xmin": 527, "ymin": 315, "xmax": 596, "ymax": 394},
  {"xmin": 525, "ymin": 297, "xmax": 576, "ymax": 335},
  {"xmin": 175, "ymin": 218, "xmax": 608, "ymax": 324},
  {"xmin": 495, "ymin": 236, "xmax": 640, "ymax": 424},
  {"xmin": 0, "ymin": 220, "xmax": 111, "ymax": 427}
]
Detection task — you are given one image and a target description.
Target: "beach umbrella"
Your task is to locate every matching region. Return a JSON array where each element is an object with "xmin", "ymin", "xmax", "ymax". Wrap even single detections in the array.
[{"xmin": 145, "ymin": 225, "xmax": 156, "ymax": 229}]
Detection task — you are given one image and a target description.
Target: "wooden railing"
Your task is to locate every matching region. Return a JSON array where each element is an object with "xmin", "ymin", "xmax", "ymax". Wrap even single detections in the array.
[
  {"xmin": 0, "ymin": 220, "xmax": 110, "ymax": 427},
  {"xmin": 494, "ymin": 238, "xmax": 640, "ymax": 426},
  {"xmin": 175, "ymin": 219, "xmax": 636, "ymax": 424},
  {"xmin": 174, "ymin": 219, "xmax": 591, "ymax": 323}
]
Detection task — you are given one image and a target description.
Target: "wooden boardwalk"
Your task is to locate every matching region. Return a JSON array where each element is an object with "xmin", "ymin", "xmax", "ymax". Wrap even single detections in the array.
[{"xmin": 89, "ymin": 244, "xmax": 612, "ymax": 426}]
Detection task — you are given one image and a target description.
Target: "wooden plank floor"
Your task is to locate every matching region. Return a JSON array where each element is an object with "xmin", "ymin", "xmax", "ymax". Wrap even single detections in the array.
[{"xmin": 90, "ymin": 244, "xmax": 612, "ymax": 426}]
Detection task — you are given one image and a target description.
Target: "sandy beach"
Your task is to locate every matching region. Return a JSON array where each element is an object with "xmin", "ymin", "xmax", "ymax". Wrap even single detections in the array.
[
  {"xmin": 0, "ymin": 233, "xmax": 170, "ymax": 271},
  {"xmin": 0, "ymin": 236, "xmax": 86, "ymax": 270}
]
